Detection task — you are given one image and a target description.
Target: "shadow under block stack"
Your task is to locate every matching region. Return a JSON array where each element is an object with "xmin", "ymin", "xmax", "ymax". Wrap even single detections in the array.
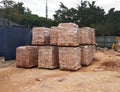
[
  {"xmin": 38, "ymin": 46, "xmax": 59, "ymax": 69},
  {"xmin": 16, "ymin": 46, "xmax": 38, "ymax": 68}
]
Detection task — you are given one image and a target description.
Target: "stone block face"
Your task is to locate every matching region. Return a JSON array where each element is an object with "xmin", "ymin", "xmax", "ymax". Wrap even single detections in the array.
[
  {"xmin": 38, "ymin": 46, "xmax": 59, "ymax": 69},
  {"xmin": 59, "ymin": 47, "xmax": 81, "ymax": 70},
  {"xmin": 32, "ymin": 27, "xmax": 50, "ymax": 45},
  {"xmin": 16, "ymin": 46, "xmax": 38, "ymax": 68}
]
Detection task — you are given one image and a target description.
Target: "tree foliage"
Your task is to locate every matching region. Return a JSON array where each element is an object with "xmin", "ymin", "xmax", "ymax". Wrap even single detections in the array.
[
  {"xmin": 0, "ymin": 0, "xmax": 58, "ymax": 28},
  {"xmin": 0, "ymin": 0, "xmax": 120, "ymax": 35},
  {"xmin": 20, "ymin": 14, "xmax": 58, "ymax": 28},
  {"xmin": 54, "ymin": 1, "xmax": 120, "ymax": 36}
]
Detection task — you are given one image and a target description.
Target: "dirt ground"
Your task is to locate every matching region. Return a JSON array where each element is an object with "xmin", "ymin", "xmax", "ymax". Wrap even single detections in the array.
[{"xmin": 0, "ymin": 50, "xmax": 120, "ymax": 92}]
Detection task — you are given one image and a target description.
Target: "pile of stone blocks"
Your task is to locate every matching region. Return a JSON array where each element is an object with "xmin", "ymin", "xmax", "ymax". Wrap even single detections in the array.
[
  {"xmin": 57, "ymin": 23, "xmax": 95, "ymax": 69},
  {"xmin": 16, "ymin": 27, "xmax": 59, "ymax": 69},
  {"xmin": 78, "ymin": 27, "xmax": 96, "ymax": 66},
  {"xmin": 57, "ymin": 23, "xmax": 81, "ymax": 70},
  {"xmin": 16, "ymin": 22, "xmax": 96, "ymax": 71},
  {"xmin": 32, "ymin": 27, "xmax": 59, "ymax": 69}
]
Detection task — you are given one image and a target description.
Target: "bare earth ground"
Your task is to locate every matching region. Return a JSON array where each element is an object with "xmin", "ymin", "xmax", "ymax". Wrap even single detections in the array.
[{"xmin": 0, "ymin": 50, "xmax": 120, "ymax": 92}]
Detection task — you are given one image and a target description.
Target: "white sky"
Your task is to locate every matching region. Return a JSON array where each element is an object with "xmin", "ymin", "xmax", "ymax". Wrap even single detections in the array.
[{"xmin": 2, "ymin": 0, "xmax": 120, "ymax": 19}]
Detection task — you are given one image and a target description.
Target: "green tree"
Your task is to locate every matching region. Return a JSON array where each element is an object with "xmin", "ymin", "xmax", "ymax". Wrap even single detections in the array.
[
  {"xmin": 53, "ymin": 2, "xmax": 68, "ymax": 22},
  {"xmin": 0, "ymin": 0, "xmax": 58, "ymax": 28},
  {"xmin": 54, "ymin": 1, "xmax": 105, "ymax": 27},
  {"xmin": 78, "ymin": 1, "xmax": 105, "ymax": 27},
  {"xmin": 20, "ymin": 14, "xmax": 58, "ymax": 28}
]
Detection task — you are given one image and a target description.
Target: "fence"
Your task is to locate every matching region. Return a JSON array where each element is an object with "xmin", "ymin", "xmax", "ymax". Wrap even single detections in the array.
[
  {"xmin": 0, "ymin": 26, "xmax": 31, "ymax": 60},
  {"xmin": 96, "ymin": 36, "xmax": 116, "ymax": 48}
]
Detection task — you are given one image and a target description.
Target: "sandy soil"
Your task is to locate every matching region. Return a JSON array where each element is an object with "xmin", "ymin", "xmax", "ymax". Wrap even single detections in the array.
[{"xmin": 0, "ymin": 50, "xmax": 120, "ymax": 92}]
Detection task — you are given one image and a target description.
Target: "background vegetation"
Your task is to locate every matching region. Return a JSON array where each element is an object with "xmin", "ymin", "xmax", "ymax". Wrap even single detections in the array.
[{"xmin": 0, "ymin": 0, "xmax": 120, "ymax": 36}]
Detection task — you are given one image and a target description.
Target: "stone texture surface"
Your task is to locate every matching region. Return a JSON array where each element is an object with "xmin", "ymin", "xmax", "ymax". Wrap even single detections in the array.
[
  {"xmin": 59, "ymin": 47, "xmax": 81, "ymax": 70},
  {"xmin": 32, "ymin": 27, "xmax": 50, "ymax": 45},
  {"xmin": 57, "ymin": 23, "xmax": 79, "ymax": 46},
  {"xmin": 38, "ymin": 46, "xmax": 59, "ymax": 69},
  {"xmin": 78, "ymin": 27, "xmax": 95, "ymax": 45},
  {"xmin": 16, "ymin": 46, "xmax": 38, "ymax": 68},
  {"xmin": 92, "ymin": 45, "xmax": 96, "ymax": 60},
  {"xmin": 80, "ymin": 45, "xmax": 92, "ymax": 66},
  {"xmin": 90, "ymin": 28, "xmax": 96, "ymax": 45},
  {"xmin": 50, "ymin": 27, "xmax": 59, "ymax": 45},
  {"xmin": 115, "ymin": 37, "xmax": 120, "ymax": 42},
  {"xmin": 58, "ymin": 23, "xmax": 78, "ymax": 29},
  {"xmin": 78, "ymin": 27, "xmax": 91, "ymax": 45}
]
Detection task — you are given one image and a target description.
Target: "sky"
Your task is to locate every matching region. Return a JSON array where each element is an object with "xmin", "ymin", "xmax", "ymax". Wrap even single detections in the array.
[{"xmin": 9, "ymin": 0, "xmax": 120, "ymax": 19}]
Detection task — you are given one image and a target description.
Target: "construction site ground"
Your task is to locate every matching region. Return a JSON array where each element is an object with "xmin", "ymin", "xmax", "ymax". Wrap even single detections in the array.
[{"xmin": 0, "ymin": 49, "xmax": 120, "ymax": 92}]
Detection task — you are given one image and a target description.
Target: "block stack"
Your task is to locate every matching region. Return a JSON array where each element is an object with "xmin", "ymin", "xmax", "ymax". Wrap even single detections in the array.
[
  {"xmin": 79, "ymin": 27, "xmax": 96, "ymax": 66},
  {"xmin": 32, "ymin": 27, "xmax": 59, "ymax": 69},
  {"xmin": 56, "ymin": 23, "xmax": 81, "ymax": 70},
  {"xmin": 16, "ymin": 27, "xmax": 59, "ymax": 69},
  {"xmin": 16, "ymin": 22, "xmax": 96, "ymax": 71}
]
